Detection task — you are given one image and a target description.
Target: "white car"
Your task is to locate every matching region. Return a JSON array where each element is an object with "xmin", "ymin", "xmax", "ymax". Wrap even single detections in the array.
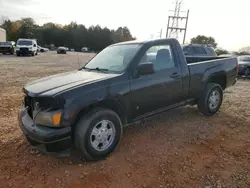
[
  {"xmin": 16, "ymin": 38, "xmax": 38, "ymax": 56},
  {"xmin": 38, "ymin": 45, "xmax": 49, "ymax": 52},
  {"xmin": 81, "ymin": 47, "xmax": 89, "ymax": 52}
]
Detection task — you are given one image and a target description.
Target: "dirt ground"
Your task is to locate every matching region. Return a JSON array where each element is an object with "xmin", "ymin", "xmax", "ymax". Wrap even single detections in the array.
[{"xmin": 0, "ymin": 52, "xmax": 250, "ymax": 188}]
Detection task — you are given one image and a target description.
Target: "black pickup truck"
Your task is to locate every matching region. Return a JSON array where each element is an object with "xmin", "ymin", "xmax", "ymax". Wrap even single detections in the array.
[{"xmin": 18, "ymin": 38, "xmax": 238, "ymax": 161}]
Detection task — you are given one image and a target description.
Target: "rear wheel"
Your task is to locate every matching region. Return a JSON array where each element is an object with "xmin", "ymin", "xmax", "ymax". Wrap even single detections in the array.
[
  {"xmin": 198, "ymin": 83, "xmax": 223, "ymax": 116},
  {"xmin": 74, "ymin": 108, "xmax": 123, "ymax": 161}
]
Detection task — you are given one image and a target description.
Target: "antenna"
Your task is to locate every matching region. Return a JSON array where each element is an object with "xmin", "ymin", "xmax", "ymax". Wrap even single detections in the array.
[{"xmin": 77, "ymin": 52, "xmax": 81, "ymax": 69}]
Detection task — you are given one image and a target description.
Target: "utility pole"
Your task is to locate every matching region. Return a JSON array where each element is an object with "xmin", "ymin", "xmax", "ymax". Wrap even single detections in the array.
[
  {"xmin": 166, "ymin": 0, "xmax": 189, "ymax": 44},
  {"xmin": 157, "ymin": 29, "xmax": 162, "ymax": 38},
  {"xmin": 182, "ymin": 10, "xmax": 189, "ymax": 44}
]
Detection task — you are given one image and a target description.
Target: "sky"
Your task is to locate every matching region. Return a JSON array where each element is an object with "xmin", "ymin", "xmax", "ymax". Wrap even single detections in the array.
[{"xmin": 0, "ymin": 0, "xmax": 249, "ymax": 51}]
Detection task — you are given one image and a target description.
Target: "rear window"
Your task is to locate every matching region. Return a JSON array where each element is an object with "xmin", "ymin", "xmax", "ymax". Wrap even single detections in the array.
[
  {"xmin": 183, "ymin": 46, "xmax": 195, "ymax": 54},
  {"xmin": 207, "ymin": 47, "xmax": 217, "ymax": 56},
  {"xmin": 193, "ymin": 46, "xmax": 207, "ymax": 54}
]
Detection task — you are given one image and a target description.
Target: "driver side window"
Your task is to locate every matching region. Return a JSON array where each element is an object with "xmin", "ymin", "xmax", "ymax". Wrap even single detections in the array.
[{"xmin": 139, "ymin": 44, "xmax": 175, "ymax": 72}]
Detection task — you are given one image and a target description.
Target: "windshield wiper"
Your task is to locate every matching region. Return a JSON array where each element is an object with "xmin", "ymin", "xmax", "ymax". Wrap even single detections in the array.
[{"xmin": 82, "ymin": 67, "xmax": 109, "ymax": 72}]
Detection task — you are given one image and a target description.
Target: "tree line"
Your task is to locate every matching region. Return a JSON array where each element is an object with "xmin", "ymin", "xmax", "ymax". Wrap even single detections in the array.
[{"xmin": 0, "ymin": 18, "xmax": 136, "ymax": 52}]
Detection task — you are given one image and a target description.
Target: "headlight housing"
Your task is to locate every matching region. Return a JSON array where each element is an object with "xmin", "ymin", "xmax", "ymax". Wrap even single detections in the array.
[
  {"xmin": 29, "ymin": 47, "xmax": 32, "ymax": 50},
  {"xmin": 35, "ymin": 110, "xmax": 62, "ymax": 127},
  {"xmin": 25, "ymin": 95, "xmax": 66, "ymax": 127}
]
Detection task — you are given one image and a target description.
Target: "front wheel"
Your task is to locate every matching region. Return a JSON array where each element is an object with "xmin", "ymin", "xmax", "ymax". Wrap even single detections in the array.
[
  {"xmin": 244, "ymin": 67, "xmax": 250, "ymax": 76},
  {"xmin": 198, "ymin": 83, "xmax": 223, "ymax": 116},
  {"xmin": 74, "ymin": 108, "xmax": 123, "ymax": 161}
]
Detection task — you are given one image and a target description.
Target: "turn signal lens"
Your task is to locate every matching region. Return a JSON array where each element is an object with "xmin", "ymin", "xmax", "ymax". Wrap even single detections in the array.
[{"xmin": 52, "ymin": 113, "xmax": 62, "ymax": 126}]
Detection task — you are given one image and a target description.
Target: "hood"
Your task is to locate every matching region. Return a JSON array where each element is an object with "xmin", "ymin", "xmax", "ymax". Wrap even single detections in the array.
[
  {"xmin": 0, "ymin": 44, "xmax": 11, "ymax": 48},
  {"xmin": 17, "ymin": 45, "xmax": 33, "ymax": 48},
  {"xmin": 24, "ymin": 70, "xmax": 119, "ymax": 97}
]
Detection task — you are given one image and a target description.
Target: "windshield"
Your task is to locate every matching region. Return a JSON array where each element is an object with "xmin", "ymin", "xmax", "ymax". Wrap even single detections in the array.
[
  {"xmin": 0, "ymin": 42, "xmax": 10, "ymax": 45},
  {"xmin": 84, "ymin": 44, "xmax": 141, "ymax": 73},
  {"xmin": 17, "ymin": 40, "xmax": 32, "ymax": 45},
  {"xmin": 238, "ymin": 56, "xmax": 250, "ymax": 62}
]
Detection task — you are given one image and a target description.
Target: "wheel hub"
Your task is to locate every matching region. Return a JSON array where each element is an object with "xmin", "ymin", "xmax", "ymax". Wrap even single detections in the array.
[
  {"xmin": 96, "ymin": 128, "xmax": 109, "ymax": 142},
  {"xmin": 90, "ymin": 120, "xmax": 115, "ymax": 151},
  {"xmin": 208, "ymin": 90, "xmax": 220, "ymax": 110}
]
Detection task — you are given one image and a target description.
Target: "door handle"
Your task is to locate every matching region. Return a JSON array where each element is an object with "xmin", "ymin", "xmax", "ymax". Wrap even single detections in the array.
[{"xmin": 170, "ymin": 72, "xmax": 181, "ymax": 78}]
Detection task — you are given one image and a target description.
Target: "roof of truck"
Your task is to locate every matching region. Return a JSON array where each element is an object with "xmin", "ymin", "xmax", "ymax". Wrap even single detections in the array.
[
  {"xmin": 112, "ymin": 38, "xmax": 176, "ymax": 46},
  {"xmin": 17, "ymin": 38, "xmax": 37, "ymax": 41}
]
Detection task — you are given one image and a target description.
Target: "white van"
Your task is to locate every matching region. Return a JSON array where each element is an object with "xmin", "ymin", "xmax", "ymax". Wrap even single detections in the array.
[{"xmin": 16, "ymin": 38, "xmax": 38, "ymax": 56}]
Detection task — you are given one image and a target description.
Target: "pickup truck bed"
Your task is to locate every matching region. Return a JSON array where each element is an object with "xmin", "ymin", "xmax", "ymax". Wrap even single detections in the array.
[{"xmin": 187, "ymin": 56, "xmax": 238, "ymax": 98}]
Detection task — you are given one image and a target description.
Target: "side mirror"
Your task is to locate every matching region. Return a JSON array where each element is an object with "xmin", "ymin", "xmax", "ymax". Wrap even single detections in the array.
[
  {"xmin": 138, "ymin": 62, "xmax": 155, "ymax": 76},
  {"xmin": 34, "ymin": 44, "xmax": 36, "ymax": 47}
]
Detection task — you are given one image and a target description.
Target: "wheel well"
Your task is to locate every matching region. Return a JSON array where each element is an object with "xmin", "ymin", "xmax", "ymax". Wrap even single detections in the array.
[
  {"xmin": 72, "ymin": 99, "xmax": 127, "ymax": 130},
  {"xmin": 208, "ymin": 74, "xmax": 227, "ymax": 90}
]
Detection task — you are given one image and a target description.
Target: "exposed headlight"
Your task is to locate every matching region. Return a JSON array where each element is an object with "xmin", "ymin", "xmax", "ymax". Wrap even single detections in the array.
[{"xmin": 35, "ymin": 110, "xmax": 62, "ymax": 127}]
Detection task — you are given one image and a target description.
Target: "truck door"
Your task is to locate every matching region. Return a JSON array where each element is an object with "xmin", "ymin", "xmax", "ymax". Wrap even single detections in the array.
[{"xmin": 129, "ymin": 43, "xmax": 183, "ymax": 119}]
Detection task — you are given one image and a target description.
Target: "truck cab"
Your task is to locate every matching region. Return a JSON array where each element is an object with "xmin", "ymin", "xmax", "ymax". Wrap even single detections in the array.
[{"xmin": 16, "ymin": 38, "xmax": 38, "ymax": 56}]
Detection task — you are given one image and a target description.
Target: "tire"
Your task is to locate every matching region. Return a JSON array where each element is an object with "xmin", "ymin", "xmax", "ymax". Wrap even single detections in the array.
[
  {"xmin": 16, "ymin": 53, "xmax": 20, "ymax": 56},
  {"xmin": 74, "ymin": 107, "xmax": 123, "ymax": 161},
  {"xmin": 244, "ymin": 68, "xmax": 250, "ymax": 76},
  {"xmin": 198, "ymin": 83, "xmax": 223, "ymax": 116},
  {"xmin": 32, "ymin": 52, "xmax": 35, "ymax": 56}
]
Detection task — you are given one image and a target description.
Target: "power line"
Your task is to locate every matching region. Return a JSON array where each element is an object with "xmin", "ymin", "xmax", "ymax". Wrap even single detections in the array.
[{"xmin": 166, "ymin": 0, "xmax": 189, "ymax": 44}]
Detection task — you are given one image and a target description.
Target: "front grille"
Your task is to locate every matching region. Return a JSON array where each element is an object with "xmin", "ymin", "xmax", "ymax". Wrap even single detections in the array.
[
  {"xmin": 24, "ymin": 95, "xmax": 34, "ymax": 119},
  {"xmin": 20, "ymin": 48, "xmax": 29, "ymax": 52},
  {"xmin": 0, "ymin": 47, "xmax": 10, "ymax": 51}
]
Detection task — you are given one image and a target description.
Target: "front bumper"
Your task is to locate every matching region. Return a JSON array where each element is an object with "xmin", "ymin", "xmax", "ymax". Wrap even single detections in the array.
[
  {"xmin": 57, "ymin": 51, "xmax": 66, "ymax": 54},
  {"xmin": 18, "ymin": 106, "xmax": 72, "ymax": 157},
  {"xmin": 0, "ymin": 48, "xmax": 12, "ymax": 53},
  {"xmin": 238, "ymin": 67, "xmax": 246, "ymax": 75},
  {"xmin": 16, "ymin": 50, "xmax": 33, "ymax": 54}
]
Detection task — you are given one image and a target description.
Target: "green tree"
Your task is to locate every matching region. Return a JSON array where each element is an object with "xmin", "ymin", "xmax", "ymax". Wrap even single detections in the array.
[
  {"xmin": 215, "ymin": 48, "xmax": 229, "ymax": 56},
  {"xmin": 0, "ymin": 17, "xmax": 135, "ymax": 51},
  {"xmin": 191, "ymin": 35, "xmax": 217, "ymax": 48}
]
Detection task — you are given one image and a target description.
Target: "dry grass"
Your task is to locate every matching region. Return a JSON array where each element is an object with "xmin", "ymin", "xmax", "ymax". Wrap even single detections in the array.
[{"xmin": 0, "ymin": 52, "xmax": 250, "ymax": 188}]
